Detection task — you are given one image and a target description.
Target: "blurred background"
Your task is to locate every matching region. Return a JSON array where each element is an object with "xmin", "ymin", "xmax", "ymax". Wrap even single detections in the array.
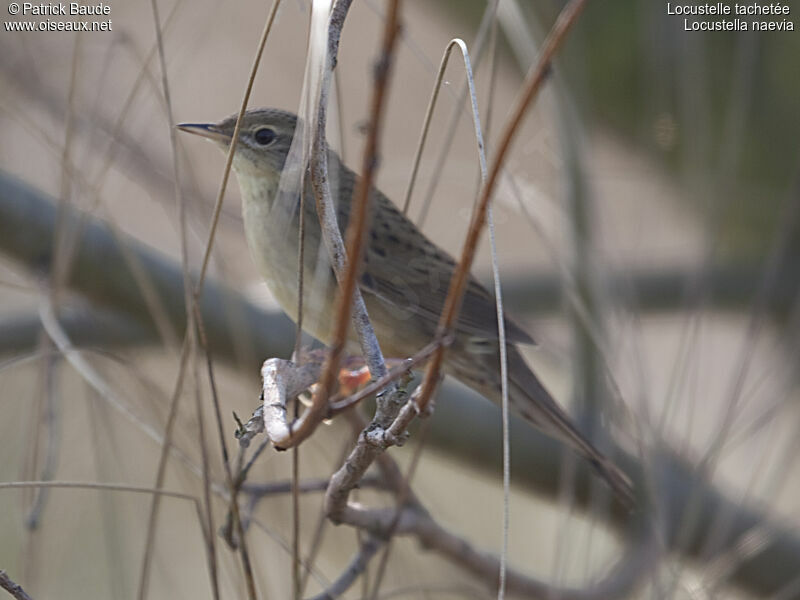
[{"xmin": 1, "ymin": 0, "xmax": 799, "ymax": 598}]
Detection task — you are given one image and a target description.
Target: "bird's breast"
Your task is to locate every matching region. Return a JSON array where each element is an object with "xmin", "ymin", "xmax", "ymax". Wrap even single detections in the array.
[{"xmin": 239, "ymin": 174, "xmax": 338, "ymax": 344}]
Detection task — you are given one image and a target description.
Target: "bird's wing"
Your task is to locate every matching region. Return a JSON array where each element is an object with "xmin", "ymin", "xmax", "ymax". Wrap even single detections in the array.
[{"xmin": 357, "ymin": 189, "xmax": 534, "ymax": 345}]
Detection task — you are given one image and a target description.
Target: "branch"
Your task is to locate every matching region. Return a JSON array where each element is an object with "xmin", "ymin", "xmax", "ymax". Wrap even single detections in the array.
[
  {"xmin": 256, "ymin": 339, "xmax": 443, "ymax": 451},
  {"xmin": 334, "ymin": 501, "xmax": 657, "ymax": 599},
  {"xmin": 493, "ymin": 264, "xmax": 800, "ymax": 315},
  {"xmin": 1, "ymin": 264, "xmax": 793, "ymax": 362},
  {"xmin": 260, "ymin": 354, "xmax": 325, "ymax": 448},
  {"xmin": 0, "ymin": 170, "xmax": 296, "ymax": 369}
]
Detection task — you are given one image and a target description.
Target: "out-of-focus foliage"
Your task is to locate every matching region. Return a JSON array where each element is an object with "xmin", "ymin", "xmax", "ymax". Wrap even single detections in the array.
[{"xmin": 441, "ymin": 0, "xmax": 800, "ymax": 259}]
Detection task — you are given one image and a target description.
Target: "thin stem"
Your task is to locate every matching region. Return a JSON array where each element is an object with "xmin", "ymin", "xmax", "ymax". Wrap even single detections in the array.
[
  {"xmin": 0, "ymin": 480, "xmax": 204, "ymax": 514},
  {"xmin": 292, "ymin": 402, "xmax": 301, "ymax": 600},
  {"xmin": 411, "ymin": 1, "xmax": 504, "ymax": 227},
  {"xmin": 415, "ymin": 0, "xmax": 590, "ymax": 414},
  {"xmin": 191, "ymin": 356, "xmax": 220, "ymax": 600},
  {"xmin": 194, "ymin": 0, "xmax": 283, "ymax": 293},
  {"xmin": 139, "ymin": 1, "xmax": 198, "ymax": 597},
  {"xmin": 478, "ymin": 5, "xmax": 511, "ymax": 598}
]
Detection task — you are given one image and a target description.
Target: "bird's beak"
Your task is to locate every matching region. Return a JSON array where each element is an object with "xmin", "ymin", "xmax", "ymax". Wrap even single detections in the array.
[{"xmin": 176, "ymin": 122, "xmax": 231, "ymax": 144}]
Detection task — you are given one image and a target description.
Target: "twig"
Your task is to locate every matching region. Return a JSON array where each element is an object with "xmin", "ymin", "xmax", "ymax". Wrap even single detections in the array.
[
  {"xmin": 260, "ymin": 355, "xmax": 326, "ymax": 448},
  {"xmin": 23, "ymin": 27, "xmax": 78, "ymax": 536},
  {"xmin": 300, "ymin": 437, "xmax": 356, "ymax": 597},
  {"xmin": 0, "ymin": 571, "xmax": 33, "ymax": 600},
  {"xmin": 354, "ymin": 35, "xmax": 497, "ymax": 454},
  {"xmin": 307, "ymin": 536, "xmax": 383, "ymax": 600},
  {"xmin": 290, "ymin": 6, "xmax": 315, "ymax": 594},
  {"xmin": 23, "ymin": 342, "xmax": 60, "ymax": 530},
  {"xmin": 257, "ymin": 340, "xmax": 434, "ymax": 451},
  {"xmin": 338, "ymin": 409, "xmax": 420, "ymax": 505},
  {"xmin": 0, "ymin": 480, "xmax": 203, "ymax": 506},
  {"xmin": 367, "ymin": 584, "xmax": 488, "ymax": 600},
  {"xmin": 242, "ymin": 475, "xmax": 387, "ymax": 498},
  {"xmin": 366, "ymin": 420, "xmax": 431, "ymax": 600},
  {"xmin": 311, "ymin": 0, "xmax": 396, "ymax": 407},
  {"xmin": 321, "ymin": 0, "xmax": 404, "ymax": 525},
  {"xmin": 292, "ymin": 396, "xmax": 302, "ymax": 600}
]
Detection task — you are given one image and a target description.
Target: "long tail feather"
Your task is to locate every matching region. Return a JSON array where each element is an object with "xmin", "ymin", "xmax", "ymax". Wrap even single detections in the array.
[{"xmin": 503, "ymin": 346, "xmax": 635, "ymax": 508}]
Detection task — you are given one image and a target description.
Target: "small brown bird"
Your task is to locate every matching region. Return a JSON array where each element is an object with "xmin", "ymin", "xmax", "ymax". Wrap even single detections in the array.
[{"xmin": 178, "ymin": 108, "xmax": 634, "ymax": 507}]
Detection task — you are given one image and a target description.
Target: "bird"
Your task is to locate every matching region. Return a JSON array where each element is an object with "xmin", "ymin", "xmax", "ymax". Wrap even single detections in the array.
[{"xmin": 178, "ymin": 108, "xmax": 634, "ymax": 508}]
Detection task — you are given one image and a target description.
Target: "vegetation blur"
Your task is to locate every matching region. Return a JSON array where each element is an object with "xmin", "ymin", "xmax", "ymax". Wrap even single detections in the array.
[{"xmin": 0, "ymin": 1, "xmax": 798, "ymax": 599}]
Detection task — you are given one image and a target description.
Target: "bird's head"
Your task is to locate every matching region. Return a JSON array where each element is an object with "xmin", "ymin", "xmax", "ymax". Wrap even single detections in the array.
[{"xmin": 177, "ymin": 108, "xmax": 299, "ymax": 178}]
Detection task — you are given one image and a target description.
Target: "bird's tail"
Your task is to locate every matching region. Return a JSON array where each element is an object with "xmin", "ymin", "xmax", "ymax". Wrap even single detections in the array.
[
  {"xmin": 505, "ymin": 346, "xmax": 635, "ymax": 509},
  {"xmin": 454, "ymin": 343, "xmax": 635, "ymax": 510}
]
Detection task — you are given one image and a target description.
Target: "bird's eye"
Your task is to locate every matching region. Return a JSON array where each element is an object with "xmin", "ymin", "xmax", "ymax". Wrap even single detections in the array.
[{"xmin": 253, "ymin": 127, "xmax": 276, "ymax": 146}]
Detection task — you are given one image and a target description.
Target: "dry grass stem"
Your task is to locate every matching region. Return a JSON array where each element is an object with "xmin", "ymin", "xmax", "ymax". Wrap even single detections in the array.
[
  {"xmin": 195, "ymin": 0, "xmax": 283, "ymax": 292},
  {"xmin": 138, "ymin": 0, "xmax": 203, "ymax": 595},
  {"xmin": 190, "ymin": 4, "xmax": 284, "ymax": 597},
  {"xmin": 411, "ymin": 1, "xmax": 503, "ymax": 225},
  {"xmin": 401, "ymin": 37, "xmax": 483, "ymax": 215}
]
